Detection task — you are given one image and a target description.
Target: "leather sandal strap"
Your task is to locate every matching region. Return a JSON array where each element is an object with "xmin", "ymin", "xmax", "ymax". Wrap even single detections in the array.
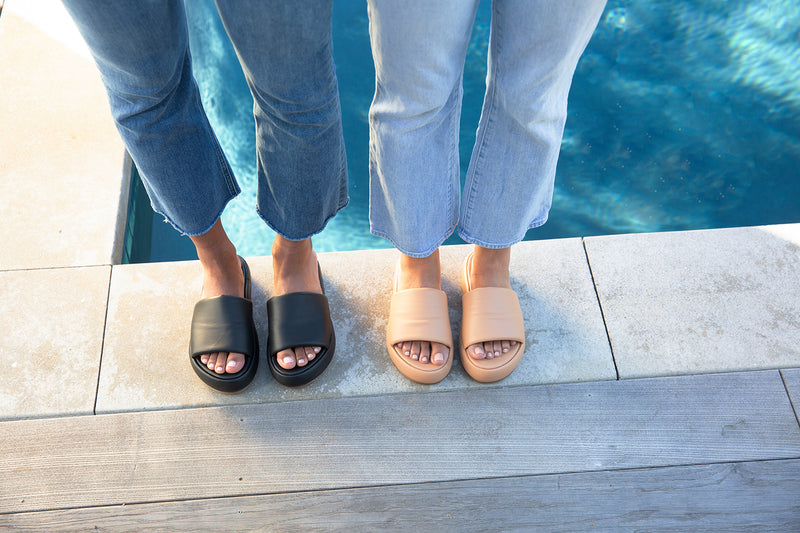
[
  {"xmin": 267, "ymin": 292, "xmax": 333, "ymax": 355},
  {"xmin": 387, "ymin": 288, "xmax": 452, "ymax": 349},
  {"xmin": 189, "ymin": 295, "xmax": 257, "ymax": 357},
  {"xmin": 461, "ymin": 287, "xmax": 525, "ymax": 347}
]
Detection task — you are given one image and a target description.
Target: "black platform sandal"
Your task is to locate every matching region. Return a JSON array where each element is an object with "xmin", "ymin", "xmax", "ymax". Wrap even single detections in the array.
[
  {"xmin": 267, "ymin": 264, "xmax": 335, "ymax": 387},
  {"xmin": 189, "ymin": 256, "xmax": 259, "ymax": 393}
]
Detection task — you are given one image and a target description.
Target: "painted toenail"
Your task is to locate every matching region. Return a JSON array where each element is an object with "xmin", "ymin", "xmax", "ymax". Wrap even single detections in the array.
[{"xmin": 313, "ymin": 347, "xmax": 321, "ymax": 353}]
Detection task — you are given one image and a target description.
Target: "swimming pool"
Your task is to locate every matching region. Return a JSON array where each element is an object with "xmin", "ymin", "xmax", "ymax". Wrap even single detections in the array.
[{"xmin": 124, "ymin": 0, "xmax": 800, "ymax": 263}]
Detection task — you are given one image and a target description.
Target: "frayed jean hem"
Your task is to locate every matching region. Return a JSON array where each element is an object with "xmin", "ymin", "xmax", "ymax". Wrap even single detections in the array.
[{"xmin": 370, "ymin": 224, "xmax": 457, "ymax": 258}]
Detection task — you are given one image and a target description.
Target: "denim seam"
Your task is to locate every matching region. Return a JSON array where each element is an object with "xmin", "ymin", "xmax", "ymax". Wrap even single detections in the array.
[
  {"xmin": 459, "ymin": 2, "xmax": 503, "ymax": 238},
  {"xmin": 256, "ymin": 196, "xmax": 350, "ymax": 242},
  {"xmin": 447, "ymin": 77, "xmax": 463, "ymax": 235},
  {"xmin": 371, "ymin": 224, "xmax": 457, "ymax": 259},
  {"xmin": 155, "ymin": 192, "xmax": 238, "ymax": 237},
  {"xmin": 457, "ymin": 212, "xmax": 549, "ymax": 250}
]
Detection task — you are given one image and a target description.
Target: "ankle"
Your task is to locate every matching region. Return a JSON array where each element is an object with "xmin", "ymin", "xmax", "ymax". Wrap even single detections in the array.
[
  {"xmin": 272, "ymin": 237, "xmax": 320, "ymax": 295},
  {"xmin": 398, "ymin": 250, "xmax": 441, "ymax": 290},
  {"xmin": 191, "ymin": 220, "xmax": 238, "ymax": 268},
  {"xmin": 272, "ymin": 236, "xmax": 314, "ymax": 264},
  {"xmin": 469, "ymin": 246, "xmax": 511, "ymax": 289}
]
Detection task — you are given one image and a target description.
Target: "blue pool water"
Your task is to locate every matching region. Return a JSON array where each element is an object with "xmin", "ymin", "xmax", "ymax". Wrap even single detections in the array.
[{"xmin": 125, "ymin": 0, "xmax": 800, "ymax": 263}]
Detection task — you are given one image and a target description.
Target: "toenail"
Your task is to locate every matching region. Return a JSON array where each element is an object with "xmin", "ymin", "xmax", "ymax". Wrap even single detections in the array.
[{"xmin": 313, "ymin": 347, "xmax": 321, "ymax": 353}]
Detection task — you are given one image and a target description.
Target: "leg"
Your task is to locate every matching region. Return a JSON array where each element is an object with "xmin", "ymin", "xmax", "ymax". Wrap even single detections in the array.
[
  {"xmin": 367, "ymin": 0, "xmax": 480, "ymax": 257},
  {"xmin": 459, "ymin": 0, "xmax": 605, "ymax": 363},
  {"xmin": 62, "ymin": 0, "xmax": 240, "ymax": 236},
  {"xmin": 215, "ymin": 0, "xmax": 346, "ymax": 372},
  {"xmin": 62, "ymin": 1, "xmax": 249, "ymax": 381},
  {"xmin": 368, "ymin": 0, "xmax": 481, "ymax": 378}
]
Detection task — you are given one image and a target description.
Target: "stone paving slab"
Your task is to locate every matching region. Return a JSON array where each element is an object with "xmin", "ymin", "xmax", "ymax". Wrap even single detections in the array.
[
  {"xmin": 584, "ymin": 224, "xmax": 800, "ymax": 379},
  {"xmin": 0, "ymin": 266, "xmax": 110, "ymax": 420},
  {"xmin": 96, "ymin": 239, "xmax": 614, "ymax": 413},
  {"xmin": 0, "ymin": 11, "xmax": 126, "ymax": 270}
]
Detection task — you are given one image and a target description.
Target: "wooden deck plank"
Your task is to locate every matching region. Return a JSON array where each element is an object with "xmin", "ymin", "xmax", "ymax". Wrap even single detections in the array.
[
  {"xmin": 782, "ymin": 368, "xmax": 800, "ymax": 425},
  {"xmin": 2, "ymin": 370, "xmax": 799, "ymax": 513},
  {"xmin": 4, "ymin": 459, "xmax": 799, "ymax": 532}
]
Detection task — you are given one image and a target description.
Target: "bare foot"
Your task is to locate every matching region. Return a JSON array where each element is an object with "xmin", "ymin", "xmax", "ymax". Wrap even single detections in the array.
[
  {"xmin": 465, "ymin": 246, "xmax": 519, "ymax": 361},
  {"xmin": 394, "ymin": 250, "xmax": 449, "ymax": 366},
  {"xmin": 190, "ymin": 220, "xmax": 247, "ymax": 375},
  {"xmin": 271, "ymin": 235, "xmax": 323, "ymax": 369}
]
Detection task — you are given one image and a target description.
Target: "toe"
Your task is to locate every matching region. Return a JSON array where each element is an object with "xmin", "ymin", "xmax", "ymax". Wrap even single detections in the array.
[
  {"xmin": 468, "ymin": 343, "xmax": 486, "ymax": 360},
  {"xmin": 277, "ymin": 348, "xmax": 296, "ymax": 369},
  {"xmin": 214, "ymin": 353, "xmax": 227, "ymax": 374},
  {"xmin": 305, "ymin": 346, "xmax": 317, "ymax": 362},
  {"xmin": 419, "ymin": 342, "xmax": 431, "ymax": 364},
  {"xmin": 491, "ymin": 341, "xmax": 503, "ymax": 358},
  {"xmin": 431, "ymin": 342, "xmax": 448, "ymax": 366},
  {"xmin": 226, "ymin": 352, "xmax": 244, "ymax": 374},
  {"xmin": 409, "ymin": 341, "xmax": 421, "ymax": 361},
  {"xmin": 295, "ymin": 347, "xmax": 308, "ymax": 367},
  {"xmin": 206, "ymin": 352, "xmax": 218, "ymax": 370},
  {"xmin": 482, "ymin": 342, "xmax": 494, "ymax": 359},
  {"xmin": 501, "ymin": 340, "xmax": 511, "ymax": 353}
]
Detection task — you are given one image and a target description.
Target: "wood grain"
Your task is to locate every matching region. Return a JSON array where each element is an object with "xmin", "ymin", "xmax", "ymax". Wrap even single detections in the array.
[
  {"xmin": 1, "ymin": 370, "xmax": 799, "ymax": 514},
  {"xmin": 782, "ymin": 368, "xmax": 800, "ymax": 426},
  {"xmin": 4, "ymin": 460, "xmax": 799, "ymax": 532}
]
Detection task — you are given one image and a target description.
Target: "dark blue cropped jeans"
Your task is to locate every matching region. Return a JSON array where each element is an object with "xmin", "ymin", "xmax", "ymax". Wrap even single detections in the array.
[{"xmin": 63, "ymin": 0, "xmax": 348, "ymax": 239}]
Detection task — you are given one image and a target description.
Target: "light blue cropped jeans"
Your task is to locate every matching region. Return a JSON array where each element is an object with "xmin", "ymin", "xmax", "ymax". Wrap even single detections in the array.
[
  {"xmin": 62, "ymin": 0, "xmax": 348, "ymax": 239},
  {"xmin": 367, "ymin": 0, "xmax": 606, "ymax": 256}
]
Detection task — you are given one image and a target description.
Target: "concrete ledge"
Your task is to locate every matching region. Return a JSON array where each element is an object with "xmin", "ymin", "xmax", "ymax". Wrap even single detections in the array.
[
  {"xmin": 0, "ymin": 9, "xmax": 125, "ymax": 270},
  {"xmin": 96, "ymin": 240, "xmax": 614, "ymax": 413},
  {"xmin": 585, "ymin": 224, "xmax": 800, "ymax": 378},
  {"xmin": 2, "ymin": 224, "xmax": 800, "ymax": 420},
  {"xmin": 0, "ymin": 266, "xmax": 110, "ymax": 420}
]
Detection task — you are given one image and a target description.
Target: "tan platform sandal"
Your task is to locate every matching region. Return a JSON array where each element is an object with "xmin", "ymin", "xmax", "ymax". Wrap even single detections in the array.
[
  {"xmin": 460, "ymin": 252, "xmax": 525, "ymax": 383},
  {"xmin": 386, "ymin": 263, "xmax": 453, "ymax": 384}
]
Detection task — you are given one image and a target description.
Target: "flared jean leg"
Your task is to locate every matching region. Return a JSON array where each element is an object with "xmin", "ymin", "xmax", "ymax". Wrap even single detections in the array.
[
  {"xmin": 458, "ymin": 0, "xmax": 606, "ymax": 248},
  {"xmin": 61, "ymin": 0, "xmax": 240, "ymax": 236},
  {"xmin": 215, "ymin": 0, "xmax": 348, "ymax": 241},
  {"xmin": 367, "ymin": 0, "xmax": 481, "ymax": 258}
]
